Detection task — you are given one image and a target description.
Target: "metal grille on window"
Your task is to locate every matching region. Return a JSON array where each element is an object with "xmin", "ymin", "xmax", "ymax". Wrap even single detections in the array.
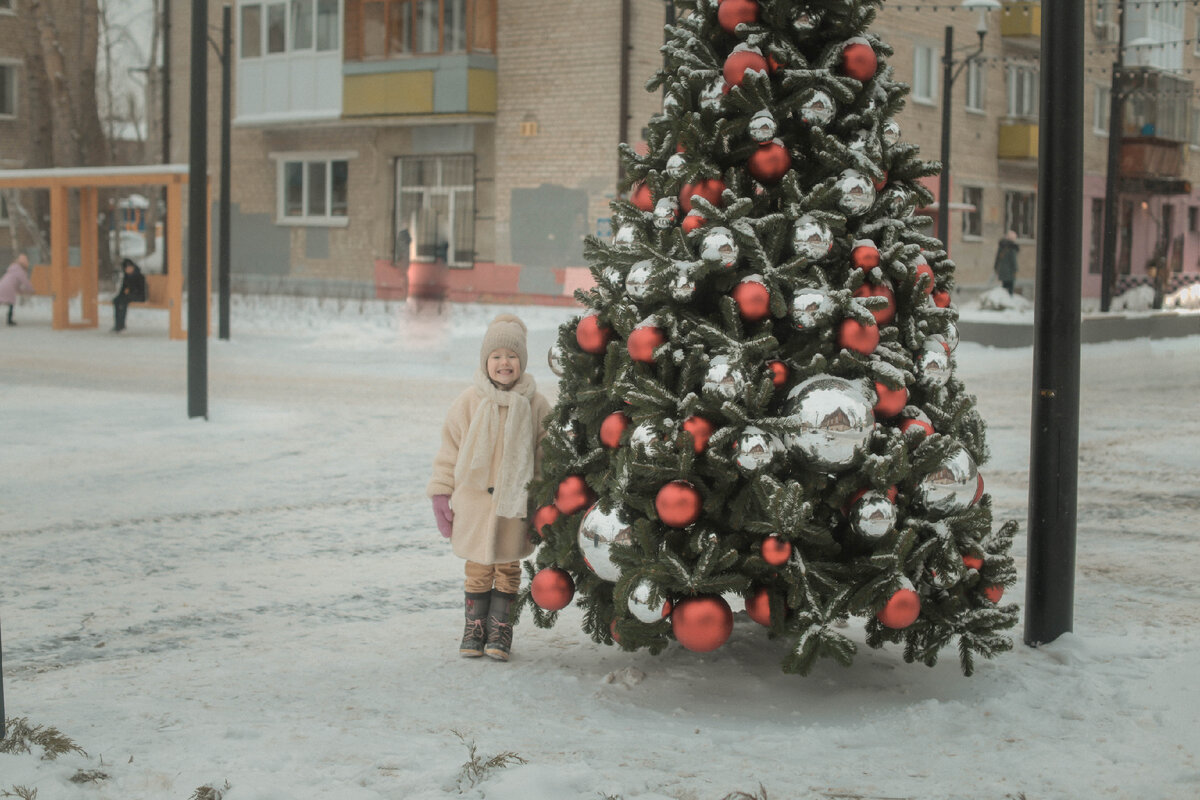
[{"xmin": 396, "ymin": 154, "xmax": 475, "ymax": 267}]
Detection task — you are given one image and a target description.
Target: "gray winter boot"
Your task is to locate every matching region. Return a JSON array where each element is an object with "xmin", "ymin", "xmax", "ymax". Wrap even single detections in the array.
[
  {"xmin": 461, "ymin": 591, "xmax": 490, "ymax": 657},
  {"xmin": 484, "ymin": 591, "xmax": 516, "ymax": 661}
]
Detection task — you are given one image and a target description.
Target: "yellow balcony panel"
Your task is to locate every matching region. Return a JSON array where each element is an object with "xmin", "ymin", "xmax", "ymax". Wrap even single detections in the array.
[
  {"xmin": 343, "ymin": 71, "xmax": 434, "ymax": 116},
  {"xmin": 998, "ymin": 122, "xmax": 1038, "ymax": 159},
  {"xmin": 1000, "ymin": 2, "xmax": 1040, "ymax": 37},
  {"xmin": 467, "ymin": 68, "xmax": 497, "ymax": 114}
]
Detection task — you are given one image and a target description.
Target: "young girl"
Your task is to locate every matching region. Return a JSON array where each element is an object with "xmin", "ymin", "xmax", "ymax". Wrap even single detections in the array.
[{"xmin": 428, "ymin": 314, "xmax": 552, "ymax": 661}]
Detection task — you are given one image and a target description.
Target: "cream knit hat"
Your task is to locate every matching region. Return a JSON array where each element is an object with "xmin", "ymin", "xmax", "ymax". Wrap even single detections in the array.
[{"xmin": 480, "ymin": 313, "xmax": 528, "ymax": 373}]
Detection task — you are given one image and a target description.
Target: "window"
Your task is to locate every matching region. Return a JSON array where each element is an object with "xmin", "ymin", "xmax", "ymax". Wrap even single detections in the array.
[
  {"xmin": 1004, "ymin": 190, "xmax": 1036, "ymax": 239},
  {"xmin": 0, "ymin": 0, "xmax": 13, "ymax": 12},
  {"xmin": 241, "ymin": 5, "xmax": 263, "ymax": 57},
  {"xmin": 395, "ymin": 154, "xmax": 475, "ymax": 267},
  {"xmin": 1188, "ymin": 206, "xmax": 1199, "ymax": 233},
  {"xmin": 0, "ymin": 193, "xmax": 8, "ymax": 224},
  {"xmin": 316, "ymin": 0, "xmax": 338, "ymax": 50},
  {"xmin": 1007, "ymin": 65, "xmax": 1039, "ymax": 119},
  {"xmin": 0, "ymin": 63, "xmax": 16, "ymax": 118},
  {"xmin": 962, "ymin": 186, "xmax": 983, "ymax": 239},
  {"xmin": 913, "ymin": 45, "xmax": 938, "ymax": 104},
  {"xmin": 277, "ymin": 156, "xmax": 350, "ymax": 223},
  {"xmin": 291, "ymin": 0, "xmax": 313, "ymax": 49},
  {"xmin": 964, "ymin": 59, "xmax": 984, "ymax": 112},
  {"xmin": 267, "ymin": 2, "xmax": 287, "ymax": 53},
  {"xmin": 241, "ymin": 0, "xmax": 338, "ymax": 57},
  {"xmin": 1191, "ymin": 109, "xmax": 1200, "ymax": 149},
  {"xmin": 1094, "ymin": 85, "xmax": 1110, "ymax": 135},
  {"xmin": 1089, "ymin": 198, "xmax": 1105, "ymax": 274},
  {"xmin": 351, "ymin": 0, "xmax": 492, "ymax": 58}
]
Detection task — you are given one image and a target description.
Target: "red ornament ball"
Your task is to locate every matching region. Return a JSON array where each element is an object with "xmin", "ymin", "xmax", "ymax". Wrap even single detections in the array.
[
  {"xmin": 873, "ymin": 171, "xmax": 888, "ymax": 192},
  {"xmin": 873, "ymin": 381, "xmax": 908, "ymax": 419},
  {"xmin": 732, "ymin": 279, "xmax": 771, "ymax": 321},
  {"xmin": 984, "ymin": 584, "xmax": 1005, "ymax": 603},
  {"xmin": 962, "ymin": 554, "xmax": 984, "ymax": 571},
  {"xmin": 681, "ymin": 210, "xmax": 706, "ymax": 233},
  {"xmin": 531, "ymin": 567, "xmax": 575, "ymax": 611},
  {"xmin": 877, "ymin": 587, "xmax": 920, "ymax": 629},
  {"xmin": 747, "ymin": 141, "xmax": 791, "ymax": 183},
  {"xmin": 723, "ymin": 48, "xmax": 769, "ymax": 88},
  {"xmin": 973, "ymin": 472, "xmax": 985, "ymax": 505},
  {"xmin": 853, "ymin": 282, "xmax": 896, "ymax": 326},
  {"xmin": 555, "ymin": 475, "xmax": 595, "ymax": 515},
  {"xmin": 630, "ymin": 182, "xmax": 653, "ymax": 212},
  {"xmin": 837, "ymin": 318, "xmax": 880, "ymax": 355},
  {"xmin": 533, "ymin": 504, "xmax": 560, "ymax": 537},
  {"xmin": 682, "ymin": 415, "xmax": 716, "ymax": 453},
  {"xmin": 717, "ymin": 0, "xmax": 759, "ymax": 32},
  {"xmin": 768, "ymin": 360, "xmax": 789, "ymax": 388},
  {"xmin": 761, "ymin": 535, "xmax": 792, "ymax": 566},
  {"xmin": 745, "ymin": 587, "xmax": 773, "ymax": 626},
  {"xmin": 627, "ymin": 324, "xmax": 666, "ymax": 363},
  {"xmin": 915, "ymin": 260, "xmax": 935, "ymax": 294},
  {"xmin": 671, "ymin": 595, "xmax": 734, "ymax": 652},
  {"xmin": 655, "ymin": 480, "xmax": 703, "ymax": 528},
  {"xmin": 900, "ymin": 417, "xmax": 934, "ymax": 437},
  {"xmin": 576, "ymin": 314, "xmax": 613, "ymax": 354},
  {"xmin": 599, "ymin": 411, "xmax": 631, "ymax": 449},
  {"xmin": 679, "ymin": 178, "xmax": 726, "ymax": 213},
  {"xmin": 933, "ymin": 289, "xmax": 951, "ymax": 308},
  {"xmin": 852, "ymin": 241, "xmax": 880, "ymax": 270},
  {"xmin": 842, "ymin": 39, "xmax": 878, "ymax": 82}
]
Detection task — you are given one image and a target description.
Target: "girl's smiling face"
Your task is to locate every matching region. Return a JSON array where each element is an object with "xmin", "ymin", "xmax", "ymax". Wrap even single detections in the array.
[{"xmin": 486, "ymin": 348, "xmax": 521, "ymax": 388}]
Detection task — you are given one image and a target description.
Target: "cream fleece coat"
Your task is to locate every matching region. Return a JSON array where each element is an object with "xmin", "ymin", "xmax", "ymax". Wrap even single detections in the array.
[{"xmin": 427, "ymin": 371, "xmax": 552, "ymax": 565}]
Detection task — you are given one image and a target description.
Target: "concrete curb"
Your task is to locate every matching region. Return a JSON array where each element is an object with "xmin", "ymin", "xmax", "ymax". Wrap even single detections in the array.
[{"xmin": 958, "ymin": 312, "xmax": 1200, "ymax": 348}]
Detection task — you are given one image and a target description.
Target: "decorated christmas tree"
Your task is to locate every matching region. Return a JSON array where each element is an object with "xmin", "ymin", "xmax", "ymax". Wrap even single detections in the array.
[{"xmin": 521, "ymin": 0, "xmax": 1019, "ymax": 676}]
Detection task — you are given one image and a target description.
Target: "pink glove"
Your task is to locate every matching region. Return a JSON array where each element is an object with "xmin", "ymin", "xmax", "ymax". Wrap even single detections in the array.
[{"xmin": 432, "ymin": 494, "xmax": 454, "ymax": 538}]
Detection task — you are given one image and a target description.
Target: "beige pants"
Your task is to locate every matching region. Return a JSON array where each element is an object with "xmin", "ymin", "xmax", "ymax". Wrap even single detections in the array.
[{"xmin": 465, "ymin": 560, "xmax": 521, "ymax": 594}]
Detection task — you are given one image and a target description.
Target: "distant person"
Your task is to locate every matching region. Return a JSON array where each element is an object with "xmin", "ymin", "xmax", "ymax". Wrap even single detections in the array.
[
  {"xmin": 0, "ymin": 253, "xmax": 34, "ymax": 326},
  {"xmin": 993, "ymin": 230, "xmax": 1019, "ymax": 295},
  {"xmin": 427, "ymin": 314, "xmax": 552, "ymax": 662},
  {"xmin": 112, "ymin": 258, "xmax": 146, "ymax": 332}
]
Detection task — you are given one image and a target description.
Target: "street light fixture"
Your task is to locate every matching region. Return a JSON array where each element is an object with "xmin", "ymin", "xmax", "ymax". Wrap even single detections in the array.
[{"xmin": 937, "ymin": 0, "xmax": 1001, "ymax": 251}]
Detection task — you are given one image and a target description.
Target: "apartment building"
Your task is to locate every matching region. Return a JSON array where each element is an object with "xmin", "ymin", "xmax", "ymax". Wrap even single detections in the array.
[
  {"xmin": 0, "ymin": 0, "xmax": 33, "ymax": 255},
  {"xmin": 168, "ymin": 0, "xmax": 1200, "ymax": 303}
]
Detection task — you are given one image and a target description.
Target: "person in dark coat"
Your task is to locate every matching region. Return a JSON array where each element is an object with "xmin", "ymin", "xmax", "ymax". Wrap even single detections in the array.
[
  {"xmin": 112, "ymin": 258, "xmax": 147, "ymax": 332},
  {"xmin": 993, "ymin": 230, "xmax": 1019, "ymax": 295}
]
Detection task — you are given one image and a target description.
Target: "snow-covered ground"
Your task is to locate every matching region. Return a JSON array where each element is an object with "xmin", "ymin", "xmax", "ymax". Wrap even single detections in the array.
[{"xmin": 2, "ymin": 294, "xmax": 1198, "ymax": 800}]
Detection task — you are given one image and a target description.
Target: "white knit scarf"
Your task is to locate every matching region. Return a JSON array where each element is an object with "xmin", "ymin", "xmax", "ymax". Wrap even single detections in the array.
[{"xmin": 454, "ymin": 369, "xmax": 537, "ymax": 519}]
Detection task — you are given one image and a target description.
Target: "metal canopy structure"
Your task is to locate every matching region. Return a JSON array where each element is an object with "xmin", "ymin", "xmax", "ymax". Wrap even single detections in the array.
[{"xmin": 0, "ymin": 164, "xmax": 210, "ymax": 340}]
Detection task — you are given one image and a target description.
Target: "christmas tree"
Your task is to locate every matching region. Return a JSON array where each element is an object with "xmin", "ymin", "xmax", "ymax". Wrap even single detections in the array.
[{"xmin": 522, "ymin": 0, "xmax": 1019, "ymax": 676}]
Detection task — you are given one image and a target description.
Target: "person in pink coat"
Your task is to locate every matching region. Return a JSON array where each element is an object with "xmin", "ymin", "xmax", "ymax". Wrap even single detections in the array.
[
  {"xmin": 428, "ymin": 314, "xmax": 552, "ymax": 661},
  {"xmin": 0, "ymin": 253, "xmax": 34, "ymax": 326}
]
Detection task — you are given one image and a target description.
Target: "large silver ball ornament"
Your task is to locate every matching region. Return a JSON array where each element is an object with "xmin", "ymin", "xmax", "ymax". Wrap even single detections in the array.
[
  {"xmin": 783, "ymin": 376, "xmax": 876, "ymax": 470},
  {"xmin": 547, "ymin": 343, "xmax": 566, "ymax": 377},
  {"xmin": 793, "ymin": 9, "xmax": 822, "ymax": 32},
  {"xmin": 882, "ymin": 120, "xmax": 901, "ymax": 147},
  {"xmin": 627, "ymin": 579, "xmax": 671, "ymax": 623},
  {"xmin": 671, "ymin": 263, "xmax": 697, "ymax": 300},
  {"xmin": 700, "ymin": 79, "xmax": 725, "ymax": 112},
  {"xmin": 630, "ymin": 420, "xmax": 664, "ymax": 452},
  {"xmin": 613, "ymin": 224, "xmax": 636, "ymax": 247},
  {"xmin": 791, "ymin": 215, "xmax": 833, "ymax": 260},
  {"xmin": 918, "ymin": 340, "xmax": 952, "ymax": 386},
  {"xmin": 851, "ymin": 490, "xmax": 897, "ymax": 540},
  {"xmin": 836, "ymin": 169, "xmax": 876, "ymax": 216},
  {"xmin": 703, "ymin": 356, "xmax": 748, "ymax": 400},
  {"xmin": 666, "ymin": 152, "xmax": 687, "ymax": 179},
  {"xmin": 735, "ymin": 426, "xmax": 784, "ymax": 472},
  {"xmin": 800, "ymin": 90, "xmax": 835, "ymax": 126},
  {"xmin": 920, "ymin": 448, "xmax": 979, "ymax": 513},
  {"xmin": 625, "ymin": 260, "xmax": 654, "ymax": 300},
  {"xmin": 880, "ymin": 186, "xmax": 914, "ymax": 217},
  {"xmin": 653, "ymin": 196, "xmax": 679, "ymax": 229},
  {"xmin": 578, "ymin": 503, "xmax": 634, "ymax": 582},
  {"xmin": 749, "ymin": 109, "xmax": 778, "ymax": 143},
  {"xmin": 940, "ymin": 321, "xmax": 960, "ymax": 352},
  {"xmin": 791, "ymin": 287, "xmax": 834, "ymax": 329},
  {"xmin": 663, "ymin": 92, "xmax": 681, "ymax": 114},
  {"xmin": 701, "ymin": 227, "xmax": 738, "ymax": 267},
  {"xmin": 848, "ymin": 128, "xmax": 873, "ymax": 152}
]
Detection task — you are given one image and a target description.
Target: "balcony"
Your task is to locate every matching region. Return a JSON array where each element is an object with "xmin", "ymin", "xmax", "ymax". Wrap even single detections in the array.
[
  {"xmin": 1000, "ymin": 2, "xmax": 1040, "ymax": 37},
  {"xmin": 343, "ymin": 53, "xmax": 497, "ymax": 117},
  {"xmin": 998, "ymin": 122, "xmax": 1038, "ymax": 159}
]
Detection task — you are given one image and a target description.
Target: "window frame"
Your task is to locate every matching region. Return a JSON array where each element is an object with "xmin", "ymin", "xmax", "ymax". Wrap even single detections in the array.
[
  {"xmin": 0, "ymin": 193, "xmax": 9, "ymax": 225},
  {"xmin": 964, "ymin": 58, "xmax": 985, "ymax": 113},
  {"xmin": 394, "ymin": 153, "xmax": 476, "ymax": 268},
  {"xmin": 912, "ymin": 44, "xmax": 939, "ymax": 106},
  {"xmin": 1006, "ymin": 64, "xmax": 1039, "ymax": 120},
  {"xmin": 358, "ymin": 0, "xmax": 483, "ymax": 59},
  {"xmin": 961, "ymin": 185, "xmax": 983, "ymax": 240},
  {"xmin": 0, "ymin": 0, "xmax": 14, "ymax": 14},
  {"xmin": 272, "ymin": 151, "xmax": 354, "ymax": 226},
  {"xmin": 1093, "ymin": 84, "xmax": 1110, "ymax": 137},
  {"xmin": 0, "ymin": 61, "xmax": 18, "ymax": 118},
  {"xmin": 240, "ymin": 0, "xmax": 340, "ymax": 59},
  {"xmin": 1004, "ymin": 189, "xmax": 1038, "ymax": 241}
]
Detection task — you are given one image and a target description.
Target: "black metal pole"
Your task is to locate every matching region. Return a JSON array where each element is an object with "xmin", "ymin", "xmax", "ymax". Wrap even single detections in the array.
[
  {"xmin": 1, "ymin": 620, "xmax": 6, "ymax": 739},
  {"xmin": 1025, "ymin": 0, "xmax": 1083, "ymax": 647},
  {"xmin": 188, "ymin": 0, "xmax": 208, "ymax": 420},
  {"xmin": 219, "ymin": 4, "xmax": 231, "ymax": 341},
  {"xmin": 1099, "ymin": 0, "xmax": 1125, "ymax": 313},
  {"xmin": 938, "ymin": 25, "xmax": 953, "ymax": 249},
  {"xmin": 163, "ymin": 0, "xmax": 172, "ymax": 275}
]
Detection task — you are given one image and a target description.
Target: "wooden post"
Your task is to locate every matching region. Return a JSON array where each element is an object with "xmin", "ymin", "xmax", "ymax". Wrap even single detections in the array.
[
  {"xmin": 167, "ymin": 177, "xmax": 185, "ymax": 340},
  {"xmin": 50, "ymin": 184, "xmax": 69, "ymax": 330},
  {"xmin": 79, "ymin": 187, "xmax": 99, "ymax": 328}
]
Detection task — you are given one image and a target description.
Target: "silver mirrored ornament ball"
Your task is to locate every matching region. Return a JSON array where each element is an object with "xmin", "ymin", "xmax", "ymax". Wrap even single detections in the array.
[
  {"xmin": 939, "ymin": 321, "xmax": 960, "ymax": 352},
  {"xmin": 800, "ymin": 90, "xmax": 835, "ymax": 126},
  {"xmin": 793, "ymin": 9, "xmax": 822, "ymax": 32},
  {"xmin": 600, "ymin": 267, "xmax": 621, "ymax": 289},
  {"xmin": 663, "ymin": 92, "xmax": 681, "ymax": 114},
  {"xmin": 627, "ymin": 579, "xmax": 671, "ymax": 623},
  {"xmin": 749, "ymin": 109, "xmax": 778, "ymax": 143},
  {"xmin": 880, "ymin": 186, "xmax": 913, "ymax": 217},
  {"xmin": 735, "ymin": 426, "xmax": 784, "ymax": 472},
  {"xmin": 671, "ymin": 262, "xmax": 697, "ymax": 300},
  {"xmin": 703, "ymin": 356, "xmax": 748, "ymax": 400},
  {"xmin": 791, "ymin": 215, "xmax": 833, "ymax": 260},
  {"xmin": 882, "ymin": 120, "xmax": 901, "ymax": 147},
  {"xmin": 613, "ymin": 224, "xmax": 636, "ymax": 247},
  {"xmin": 547, "ymin": 343, "xmax": 566, "ymax": 377},
  {"xmin": 783, "ymin": 376, "xmax": 875, "ymax": 471},
  {"xmin": 848, "ymin": 128, "xmax": 873, "ymax": 152},
  {"xmin": 666, "ymin": 152, "xmax": 687, "ymax": 179},
  {"xmin": 653, "ymin": 196, "xmax": 678, "ymax": 229},
  {"xmin": 918, "ymin": 340, "xmax": 951, "ymax": 386},
  {"xmin": 625, "ymin": 260, "xmax": 654, "ymax": 300},
  {"xmin": 851, "ymin": 490, "xmax": 897, "ymax": 540},
  {"xmin": 791, "ymin": 287, "xmax": 834, "ymax": 329},
  {"xmin": 836, "ymin": 169, "xmax": 876, "ymax": 216},
  {"xmin": 920, "ymin": 448, "xmax": 979, "ymax": 513},
  {"xmin": 700, "ymin": 79, "xmax": 725, "ymax": 112},
  {"xmin": 629, "ymin": 420, "xmax": 664, "ymax": 452},
  {"xmin": 578, "ymin": 503, "xmax": 635, "ymax": 582},
  {"xmin": 701, "ymin": 227, "xmax": 738, "ymax": 267}
]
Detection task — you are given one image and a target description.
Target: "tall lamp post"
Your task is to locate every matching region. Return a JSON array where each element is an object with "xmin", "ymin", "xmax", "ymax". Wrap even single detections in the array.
[{"xmin": 938, "ymin": 0, "xmax": 1000, "ymax": 250}]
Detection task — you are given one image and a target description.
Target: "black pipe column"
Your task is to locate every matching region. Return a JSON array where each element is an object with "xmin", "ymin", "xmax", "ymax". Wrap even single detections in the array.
[
  {"xmin": 1025, "ymin": 0, "xmax": 1083, "ymax": 646},
  {"xmin": 219, "ymin": 4, "xmax": 231, "ymax": 341},
  {"xmin": 188, "ymin": 0, "xmax": 208, "ymax": 419}
]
